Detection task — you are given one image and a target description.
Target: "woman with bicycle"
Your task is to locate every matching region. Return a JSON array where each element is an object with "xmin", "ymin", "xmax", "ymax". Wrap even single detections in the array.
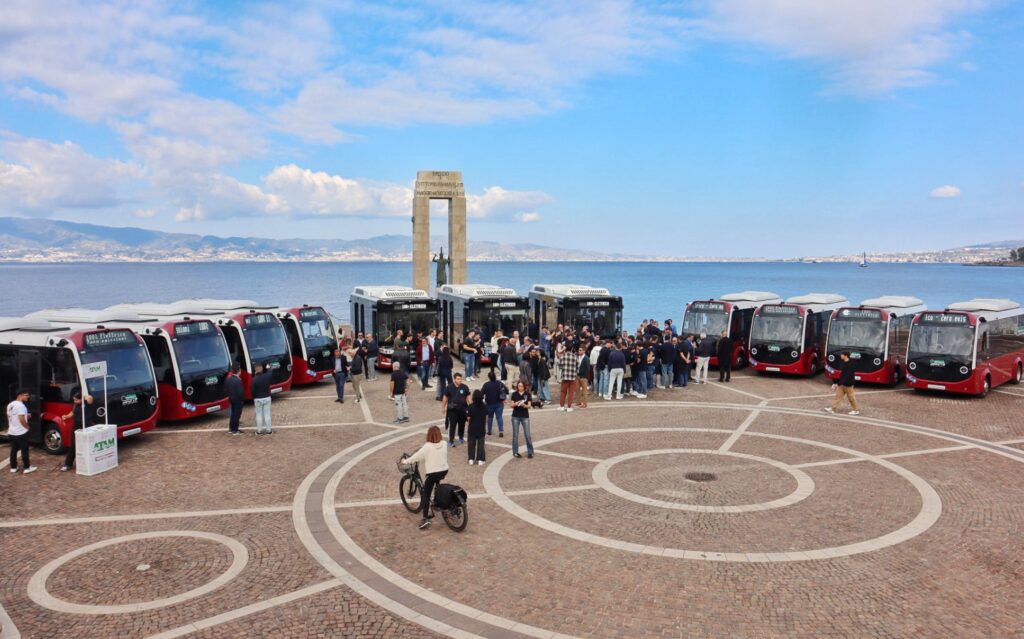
[{"xmin": 403, "ymin": 425, "xmax": 449, "ymax": 529}]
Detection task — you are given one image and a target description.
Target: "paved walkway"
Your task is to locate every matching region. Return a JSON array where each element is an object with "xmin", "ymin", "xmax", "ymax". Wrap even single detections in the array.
[{"xmin": 2, "ymin": 368, "xmax": 1024, "ymax": 638}]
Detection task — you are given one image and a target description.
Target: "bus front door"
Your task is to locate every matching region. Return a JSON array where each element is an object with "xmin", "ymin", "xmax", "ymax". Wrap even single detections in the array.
[{"xmin": 18, "ymin": 349, "xmax": 43, "ymax": 439}]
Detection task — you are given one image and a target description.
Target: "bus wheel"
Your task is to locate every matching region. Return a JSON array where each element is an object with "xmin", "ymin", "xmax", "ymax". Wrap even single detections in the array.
[
  {"xmin": 1013, "ymin": 363, "xmax": 1023, "ymax": 385},
  {"xmin": 981, "ymin": 376, "xmax": 991, "ymax": 398},
  {"xmin": 42, "ymin": 422, "xmax": 66, "ymax": 455}
]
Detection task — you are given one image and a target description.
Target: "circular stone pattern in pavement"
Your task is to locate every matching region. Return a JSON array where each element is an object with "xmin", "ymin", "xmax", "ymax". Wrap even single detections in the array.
[
  {"xmin": 28, "ymin": 531, "xmax": 249, "ymax": 615},
  {"xmin": 594, "ymin": 449, "xmax": 815, "ymax": 513},
  {"xmin": 483, "ymin": 427, "xmax": 943, "ymax": 563}
]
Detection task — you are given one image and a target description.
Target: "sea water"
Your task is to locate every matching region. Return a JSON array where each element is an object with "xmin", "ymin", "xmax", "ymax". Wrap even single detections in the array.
[{"xmin": 2, "ymin": 261, "xmax": 1020, "ymax": 330}]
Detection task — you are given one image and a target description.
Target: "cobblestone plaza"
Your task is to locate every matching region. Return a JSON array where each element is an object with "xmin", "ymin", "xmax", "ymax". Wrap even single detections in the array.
[{"xmin": 2, "ymin": 369, "xmax": 1023, "ymax": 638}]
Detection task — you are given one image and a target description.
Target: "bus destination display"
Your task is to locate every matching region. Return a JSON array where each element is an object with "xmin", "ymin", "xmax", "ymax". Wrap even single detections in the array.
[
  {"xmin": 920, "ymin": 313, "xmax": 969, "ymax": 324},
  {"xmin": 691, "ymin": 302, "xmax": 726, "ymax": 312},
  {"xmin": 84, "ymin": 330, "xmax": 136, "ymax": 347},
  {"xmin": 760, "ymin": 305, "xmax": 799, "ymax": 315},
  {"xmin": 244, "ymin": 313, "xmax": 277, "ymax": 327},
  {"xmin": 300, "ymin": 308, "xmax": 326, "ymax": 319},
  {"xmin": 839, "ymin": 309, "xmax": 882, "ymax": 320},
  {"xmin": 174, "ymin": 321, "xmax": 214, "ymax": 337}
]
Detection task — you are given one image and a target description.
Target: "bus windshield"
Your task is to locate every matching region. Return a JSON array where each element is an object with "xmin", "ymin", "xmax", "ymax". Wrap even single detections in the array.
[
  {"xmin": 378, "ymin": 310, "xmax": 437, "ymax": 344},
  {"xmin": 909, "ymin": 324, "xmax": 974, "ymax": 359},
  {"xmin": 564, "ymin": 305, "xmax": 621, "ymax": 338},
  {"xmin": 172, "ymin": 321, "xmax": 231, "ymax": 376},
  {"xmin": 467, "ymin": 307, "xmax": 528, "ymax": 342},
  {"xmin": 750, "ymin": 315, "xmax": 803, "ymax": 346},
  {"xmin": 682, "ymin": 308, "xmax": 729, "ymax": 337},
  {"xmin": 827, "ymin": 318, "xmax": 886, "ymax": 354},
  {"xmin": 243, "ymin": 315, "xmax": 289, "ymax": 362},
  {"xmin": 299, "ymin": 308, "xmax": 336, "ymax": 352},
  {"xmin": 80, "ymin": 331, "xmax": 156, "ymax": 395}
]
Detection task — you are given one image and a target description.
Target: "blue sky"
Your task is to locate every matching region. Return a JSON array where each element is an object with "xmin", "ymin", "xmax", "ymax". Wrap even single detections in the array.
[{"xmin": 1, "ymin": 1, "xmax": 1022, "ymax": 258}]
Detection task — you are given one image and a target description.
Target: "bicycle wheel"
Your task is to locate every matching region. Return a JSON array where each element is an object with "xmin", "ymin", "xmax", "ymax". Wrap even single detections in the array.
[
  {"xmin": 399, "ymin": 475, "xmax": 422, "ymax": 513},
  {"xmin": 442, "ymin": 499, "xmax": 468, "ymax": 532}
]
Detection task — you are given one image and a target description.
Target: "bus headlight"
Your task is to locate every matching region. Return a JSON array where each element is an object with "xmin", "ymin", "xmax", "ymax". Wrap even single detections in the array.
[
  {"xmin": 908, "ymin": 362, "xmax": 917, "ymax": 371},
  {"xmin": 960, "ymin": 366, "xmax": 969, "ymax": 375},
  {"xmin": 827, "ymin": 354, "xmax": 835, "ymax": 362},
  {"xmin": 873, "ymin": 358, "xmax": 882, "ymax": 366}
]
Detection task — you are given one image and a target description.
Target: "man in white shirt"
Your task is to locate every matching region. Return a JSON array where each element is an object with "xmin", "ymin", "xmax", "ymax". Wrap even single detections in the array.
[{"xmin": 7, "ymin": 389, "xmax": 37, "ymax": 474}]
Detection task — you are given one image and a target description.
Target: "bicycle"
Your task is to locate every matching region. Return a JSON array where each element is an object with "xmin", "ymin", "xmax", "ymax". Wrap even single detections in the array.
[{"xmin": 397, "ymin": 454, "xmax": 468, "ymax": 532}]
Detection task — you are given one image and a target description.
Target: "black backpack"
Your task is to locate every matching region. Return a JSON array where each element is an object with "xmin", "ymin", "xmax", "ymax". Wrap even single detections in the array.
[{"xmin": 350, "ymin": 355, "xmax": 363, "ymax": 375}]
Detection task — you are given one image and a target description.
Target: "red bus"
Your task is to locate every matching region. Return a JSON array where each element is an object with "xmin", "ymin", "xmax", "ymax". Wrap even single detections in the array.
[
  {"xmin": 906, "ymin": 298, "xmax": 1024, "ymax": 397},
  {"xmin": 681, "ymin": 291, "xmax": 781, "ymax": 367},
  {"xmin": 105, "ymin": 303, "xmax": 234, "ymax": 421},
  {"xmin": 748, "ymin": 293, "xmax": 848, "ymax": 376},
  {"xmin": 825, "ymin": 296, "xmax": 927, "ymax": 385},
  {"xmin": 274, "ymin": 305, "xmax": 339, "ymax": 385},
  {"xmin": 187, "ymin": 300, "xmax": 293, "ymax": 399},
  {"xmin": 0, "ymin": 317, "xmax": 159, "ymax": 455}
]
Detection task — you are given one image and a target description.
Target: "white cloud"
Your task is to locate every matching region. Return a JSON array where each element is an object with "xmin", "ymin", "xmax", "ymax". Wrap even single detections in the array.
[
  {"xmin": 698, "ymin": 0, "xmax": 990, "ymax": 94},
  {"xmin": 0, "ymin": 133, "xmax": 140, "ymax": 214},
  {"xmin": 132, "ymin": 208, "xmax": 158, "ymax": 219},
  {"xmin": 930, "ymin": 185, "xmax": 962, "ymax": 198},
  {"xmin": 467, "ymin": 186, "xmax": 553, "ymax": 221},
  {"xmin": 517, "ymin": 212, "xmax": 542, "ymax": 223},
  {"xmin": 261, "ymin": 164, "xmax": 410, "ymax": 217}
]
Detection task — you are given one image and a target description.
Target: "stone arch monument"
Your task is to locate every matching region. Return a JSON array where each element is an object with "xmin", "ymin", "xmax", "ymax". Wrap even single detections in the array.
[{"xmin": 412, "ymin": 170, "xmax": 467, "ymax": 291}]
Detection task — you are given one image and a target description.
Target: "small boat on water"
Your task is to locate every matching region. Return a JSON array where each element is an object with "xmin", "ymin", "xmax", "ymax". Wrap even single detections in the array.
[{"xmin": 859, "ymin": 251, "xmax": 868, "ymax": 268}]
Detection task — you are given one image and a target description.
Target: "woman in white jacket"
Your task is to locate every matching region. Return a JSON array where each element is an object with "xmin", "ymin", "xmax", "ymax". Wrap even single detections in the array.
[{"xmin": 404, "ymin": 425, "xmax": 449, "ymax": 529}]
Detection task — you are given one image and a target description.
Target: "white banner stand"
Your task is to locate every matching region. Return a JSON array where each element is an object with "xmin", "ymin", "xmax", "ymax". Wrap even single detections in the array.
[{"xmin": 77, "ymin": 360, "xmax": 117, "ymax": 476}]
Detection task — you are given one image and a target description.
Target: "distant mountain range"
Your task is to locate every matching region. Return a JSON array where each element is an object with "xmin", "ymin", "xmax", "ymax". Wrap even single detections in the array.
[
  {"xmin": 0, "ymin": 217, "xmax": 1018, "ymax": 263},
  {"xmin": 0, "ymin": 217, "xmax": 653, "ymax": 262}
]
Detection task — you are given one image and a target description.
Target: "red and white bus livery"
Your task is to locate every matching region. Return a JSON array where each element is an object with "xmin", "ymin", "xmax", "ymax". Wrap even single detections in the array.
[
  {"xmin": 906, "ymin": 298, "xmax": 1024, "ymax": 397},
  {"xmin": 681, "ymin": 291, "xmax": 782, "ymax": 367},
  {"xmin": 275, "ymin": 305, "xmax": 338, "ymax": 385},
  {"xmin": 191, "ymin": 300, "xmax": 294, "ymax": 399},
  {"xmin": 824, "ymin": 296, "xmax": 927, "ymax": 385},
  {"xmin": 748, "ymin": 293, "xmax": 848, "ymax": 376},
  {"xmin": 0, "ymin": 317, "xmax": 159, "ymax": 454},
  {"xmin": 105, "ymin": 302, "xmax": 234, "ymax": 421}
]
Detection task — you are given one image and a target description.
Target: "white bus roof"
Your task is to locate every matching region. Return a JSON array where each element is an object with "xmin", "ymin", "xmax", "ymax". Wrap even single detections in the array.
[
  {"xmin": 785, "ymin": 293, "xmax": 849, "ymax": 312},
  {"xmin": 946, "ymin": 298, "xmax": 1022, "ymax": 321},
  {"xmin": 530, "ymin": 284, "xmax": 613, "ymax": 297},
  {"xmin": 351, "ymin": 286, "xmax": 431, "ymax": 301},
  {"xmin": 106, "ymin": 301, "xmax": 228, "ymax": 317},
  {"xmin": 858, "ymin": 296, "xmax": 927, "ymax": 315},
  {"xmin": 719, "ymin": 291, "xmax": 782, "ymax": 304},
  {"xmin": 27, "ymin": 308, "xmax": 157, "ymax": 326},
  {"xmin": 183, "ymin": 298, "xmax": 271, "ymax": 312},
  {"xmin": 0, "ymin": 317, "xmax": 60, "ymax": 333},
  {"xmin": 439, "ymin": 284, "xmax": 519, "ymax": 298}
]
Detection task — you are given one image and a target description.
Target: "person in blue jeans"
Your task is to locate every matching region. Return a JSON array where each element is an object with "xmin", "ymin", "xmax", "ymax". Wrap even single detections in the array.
[
  {"xmin": 661, "ymin": 337, "xmax": 677, "ymax": 388},
  {"xmin": 510, "ymin": 380, "xmax": 533, "ymax": 458},
  {"xmin": 481, "ymin": 371, "xmax": 506, "ymax": 437},
  {"xmin": 461, "ymin": 332, "xmax": 478, "ymax": 380}
]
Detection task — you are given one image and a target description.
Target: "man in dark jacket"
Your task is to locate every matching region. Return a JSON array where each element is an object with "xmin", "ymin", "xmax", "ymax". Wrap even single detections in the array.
[
  {"xmin": 332, "ymin": 347, "xmax": 349, "ymax": 403},
  {"xmin": 60, "ymin": 391, "xmax": 94, "ymax": 470},
  {"xmin": 826, "ymin": 351, "xmax": 860, "ymax": 415},
  {"xmin": 716, "ymin": 330, "xmax": 734, "ymax": 382},
  {"xmin": 225, "ymin": 363, "xmax": 244, "ymax": 434},
  {"xmin": 251, "ymin": 363, "xmax": 274, "ymax": 435},
  {"xmin": 606, "ymin": 346, "xmax": 626, "ymax": 400}
]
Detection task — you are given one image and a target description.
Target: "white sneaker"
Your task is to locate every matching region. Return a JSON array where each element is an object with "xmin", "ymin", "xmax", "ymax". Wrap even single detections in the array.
[
  {"xmin": 616, "ymin": 395, "xmax": 624, "ymax": 400},
  {"xmin": 824, "ymin": 407, "xmax": 834, "ymax": 413},
  {"xmin": 9, "ymin": 468, "xmax": 18, "ymax": 473},
  {"xmin": 566, "ymin": 407, "xmax": 574, "ymax": 413},
  {"xmin": 603, "ymin": 395, "xmax": 610, "ymax": 400},
  {"xmin": 478, "ymin": 460, "xmax": 485, "ymax": 466},
  {"xmin": 637, "ymin": 394, "xmax": 647, "ymax": 399},
  {"xmin": 849, "ymin": 410, "xmax": 861, "ymax": 416},
  {"xmin": 23, "ymin": 466, "xmax": 38, "ymax": 475},
  {"xmin": 468, "ymin": 460, "xmax": 475, "ymax": 465}
]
